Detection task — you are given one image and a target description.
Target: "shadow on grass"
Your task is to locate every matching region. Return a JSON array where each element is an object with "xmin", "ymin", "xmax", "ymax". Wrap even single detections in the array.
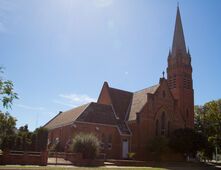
[{"xmin": 156, "ymin": 161, "xmax": 221, "ymax": 170}]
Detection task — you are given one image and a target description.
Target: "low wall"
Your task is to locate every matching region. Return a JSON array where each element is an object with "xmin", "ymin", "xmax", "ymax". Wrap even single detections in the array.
[
  {"xmin": 161, "ymin": 153, "xmax": 185, "ymax": 162},
  {"xmin": 49, "ymin": 152, "xmax": 104, "ymax": 166},
  {"xmin": 66, "ymin": 153, "xmax": 104, "ymax": 166},
  {"xmin": 145, "ymin": 152, "xmax": 185, "ymax": 162},
  {"xmin": 0, "ymin": 151, "xmax": 48, "ymax": 166}
]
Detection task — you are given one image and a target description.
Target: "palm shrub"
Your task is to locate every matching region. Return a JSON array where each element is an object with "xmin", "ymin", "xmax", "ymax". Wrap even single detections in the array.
[{"xmin": 71, "ymin": 133, "xmax": 99, "ymax": 159}]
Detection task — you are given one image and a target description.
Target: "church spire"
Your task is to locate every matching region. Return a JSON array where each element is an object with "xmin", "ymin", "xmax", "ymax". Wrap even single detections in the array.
[{"xmin": 172, "ymin": 5, "xmax": 187, "ymax": 56}]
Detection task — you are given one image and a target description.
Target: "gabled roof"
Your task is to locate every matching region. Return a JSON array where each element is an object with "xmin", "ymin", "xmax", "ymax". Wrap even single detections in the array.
[
  {"xmin": 45, "ymin": 82, "xmax": 160, "ymax": 133},
  {"xmin": 44, "ymin": 103, "xmax": 89, "ymax": 130},
  {"xmin": 44, "ymin": 102, "xmax": 119, "ymax": 130},
  {"xmin": 128, "ymin": 84, "xmax": 160, "ymax": 121},
  {"xmin": 76, "ymin": 102, "xmax": 118, "ymax": 125},
  {"xmin": 108, "ymin": 87, "xmax": 133, "ymax": 120}
]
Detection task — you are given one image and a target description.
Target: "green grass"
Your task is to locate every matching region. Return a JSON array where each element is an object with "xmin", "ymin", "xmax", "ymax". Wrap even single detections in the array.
[{"xmin": 0, "ymin": 165, "xmax": 166, "ymax": 170}]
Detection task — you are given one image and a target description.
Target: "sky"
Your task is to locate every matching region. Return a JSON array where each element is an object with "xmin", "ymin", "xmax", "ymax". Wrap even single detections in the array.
[{"xmin": 0, "ymin": 0, "xmax": 221, "ymax": 131}]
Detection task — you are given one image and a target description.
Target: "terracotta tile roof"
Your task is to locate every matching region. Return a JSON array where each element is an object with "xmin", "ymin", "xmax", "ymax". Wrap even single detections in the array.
[
  {"xmin": 127, "ymin": 84, "xmax": 160, "ymax": 121},
  {"xmin": 76, "ymin": 102, "xmax": 118, "ymax": 125},
  {"xmin": 44, "ymin": 103, "xmax": 89, "ymax": 130},
  {"xmin": 108, "ymin": 87, "xmax": 133, "ymax": 121},
  {"xmin": 45, "ymin": 82, "xmax": 159, "ymax": 134}
]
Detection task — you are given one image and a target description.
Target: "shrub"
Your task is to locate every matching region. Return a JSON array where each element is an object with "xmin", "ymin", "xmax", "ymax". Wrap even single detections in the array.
[
  {"xmin": 169, "ymin": 128, "xmax": 207, "ymax": 157},
  {"xmin": 128, "ymin": 152, "xmax": 136, "ymax": 160},
  {"xmin": 71, "ymin": 133, "xmax": 99, "ymax": 159},
  {"xmin": 1, "ymin": 135, "xmax": 16, "ymax": 151},
  {"xmin": 147, "ymin": 136, "xmax": 170, "ymax": 160},
  {"xmin": 34, "ymin": 127, "xmax": 48, "ymax": 151}
]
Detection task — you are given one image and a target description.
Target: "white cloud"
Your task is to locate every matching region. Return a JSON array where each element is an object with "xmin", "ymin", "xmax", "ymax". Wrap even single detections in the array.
[
  {"xmin": 54, "ymin": 93, "xmax": 96, "ymax": 108},
  {"xmin": 59, "ymin": 94, "xmax": 96, "ymax": 103},
  {"xmin": 94, "ymin": 0, "xmax": 113, "ymax": 8},
  {"xmin": 53, "ymin": 100, "xmax": 76, "ymax": 108},
  {"xmin": 15, "ymin": 104, "xmax": 45, "ymax": 111},
  {"xmin": 124, "ymin": 71, "xmax": 129, "ymax": 75}
]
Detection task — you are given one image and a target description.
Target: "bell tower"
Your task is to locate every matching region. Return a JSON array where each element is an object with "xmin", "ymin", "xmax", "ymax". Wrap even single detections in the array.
[{"xmin": 167, "ymin": 6, "xmax": 194, "ymax": 128}]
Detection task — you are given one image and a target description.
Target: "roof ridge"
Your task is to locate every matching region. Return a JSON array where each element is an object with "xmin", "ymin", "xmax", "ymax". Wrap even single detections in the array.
[
  {"xmin": 63, "ymin": 102, "xmax": 91, "ymax": 113},
  {"xmin": 90, "ymin": 102, "xmax": 113, "ymax": 107},
  {"xmin": 134, "ymin": 84, "xmax": 160, "ymax": 93},
  {"xmin": 74, "ymin": 102, "xmax": 92, "ymax": 122},
  {"xmin": 44, "ymin": 102, "xmax": 91, "ymax": 130},
  {"xmin": 109, "ymin": 87, "xmax": 133, "ymax": 94}
]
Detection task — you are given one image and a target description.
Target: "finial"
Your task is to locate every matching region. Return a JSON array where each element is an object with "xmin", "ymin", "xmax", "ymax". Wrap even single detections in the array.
[
  {"xmin": 187, "ymin": 47, "xmax": 191, "ymax": 56},
  {"xmin": 177, "ymin": 2, "xmax": 179, "ymax": 8},
  {"xmin": 162, "ymin": 71, "xmax": 165, "ymax": 78}
]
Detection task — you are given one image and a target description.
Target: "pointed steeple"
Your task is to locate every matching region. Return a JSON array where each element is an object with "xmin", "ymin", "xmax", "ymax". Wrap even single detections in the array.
[{"xmin": 172, "ymin": 5, "xmax": 187, "ymax": 56}]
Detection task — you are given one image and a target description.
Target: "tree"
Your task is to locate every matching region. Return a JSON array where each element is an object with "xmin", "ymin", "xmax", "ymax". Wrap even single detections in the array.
[
  {"xmin": 147, "ymin": 136, "xmax": 170, "ymax": 161},
  {"xmin": 0, "ymin": 112, "xmax": 17, "ymax": 149},
  {"xmin": 169, "ymin": 128, "xmax": 207, "ymax": 157},
  {"xmin": 0, "ymin": 67, "xmax": 18, "ymax": 109},
  {"xmin": 195, "ymin": 99, "xmax": 221, "ymax": 151},
  {"xmin": 17, "ymin": 125, "xmax": 33, "ymax": 151},
  {"xmin": 0, "ymin": 67, "xmax": 18, "ymax": 149},
  {"xmin": 71, "ymin": 133, "xmax": 99, "ymax": 159},
  {"xmin": 34, "ymin": 127, "xmax": 48, "ymax": 151}
]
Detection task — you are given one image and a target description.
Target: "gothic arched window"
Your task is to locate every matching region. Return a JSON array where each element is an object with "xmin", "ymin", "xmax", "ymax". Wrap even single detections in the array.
[
  {"xmin": 155, "ymin": 120, "xmax": 159, "ymax": 136},
  {"xmin": 186, "ymin": 109, "xmax": 189, "ymax": 119},
  {"xmin": 168, "ymin": 121, "xmax": 170, "ymax": 136},
  {"xmin": 161, "ymin": 112, "xmax": 166, "ymax": 135}
]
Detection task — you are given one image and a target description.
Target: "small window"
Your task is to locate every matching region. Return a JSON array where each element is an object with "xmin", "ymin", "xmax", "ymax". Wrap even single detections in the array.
[
  {"xmin": 107, "ymin": 143, "xmax": 112, "ymax": 150},
  {"xmin": 136, "ymin": 112, "xmax": 140, "ymax": 124}
]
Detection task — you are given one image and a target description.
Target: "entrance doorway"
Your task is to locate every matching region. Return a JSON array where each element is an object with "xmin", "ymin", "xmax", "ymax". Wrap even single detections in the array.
[{"xmin": 122, "ymin": 139, "xmax": 128, "ymax": 159}]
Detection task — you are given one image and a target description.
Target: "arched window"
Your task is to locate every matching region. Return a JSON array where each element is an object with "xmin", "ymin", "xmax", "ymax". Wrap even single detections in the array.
[
  {"xmin": 100, "ymin": 133, "xmax": 105, "ymax": 150},
  {"xmin": 136, "ymin": 112, "xmax": 140, "ymax": 124},
  {"xmin": 186, "ymin": 109, "xmax": 189, "ymax": 119},
  {"xmin": 155, "ymin": 120, "xmax": 159, "ymax": 136},
  {"xmin": 161, "ymin": 112, "xmax": 166, "ymax": 135},
  {"xmin": 108, "ymin": 134, "xmax": 112, "ymax": 150},
  {"xmin": 168, "ymin": 121, "xmax": 170, "ymax": 136}
]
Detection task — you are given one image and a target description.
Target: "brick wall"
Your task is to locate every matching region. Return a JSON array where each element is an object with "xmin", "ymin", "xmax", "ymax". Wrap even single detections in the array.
[
  {"xmin": 48, "ymin": 121, "xmax": 123, "ymax": 159},
  {"xmin": 0, "ymin": 151, "xmax": 48, "ymax": 166}
]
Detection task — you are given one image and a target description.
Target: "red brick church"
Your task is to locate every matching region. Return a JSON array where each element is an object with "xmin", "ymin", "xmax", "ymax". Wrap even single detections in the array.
[{"xmin": 44, "ymin": 7, "xmax": 194, "ymax": 160}]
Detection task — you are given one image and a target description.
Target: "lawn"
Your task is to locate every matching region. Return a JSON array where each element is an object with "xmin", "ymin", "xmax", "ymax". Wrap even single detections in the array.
[
  {"xmin": 0, "ymin": 162, "xmax": 219, "ymax": 170},
  {"xmin": 0, "ymin": 166, "xmax": 165, "ymax": 170}
]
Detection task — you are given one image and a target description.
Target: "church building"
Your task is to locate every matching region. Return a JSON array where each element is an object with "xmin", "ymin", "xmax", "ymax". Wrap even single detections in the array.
[{"xmin": 44, "ymin": 6, "xmax": 194, "ymax": 160}]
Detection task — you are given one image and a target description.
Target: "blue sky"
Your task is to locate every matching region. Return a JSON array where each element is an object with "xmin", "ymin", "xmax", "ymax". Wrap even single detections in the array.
[{"xmin": 1, "ymin": 0, "xmax": 221, "ymax": 131}]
